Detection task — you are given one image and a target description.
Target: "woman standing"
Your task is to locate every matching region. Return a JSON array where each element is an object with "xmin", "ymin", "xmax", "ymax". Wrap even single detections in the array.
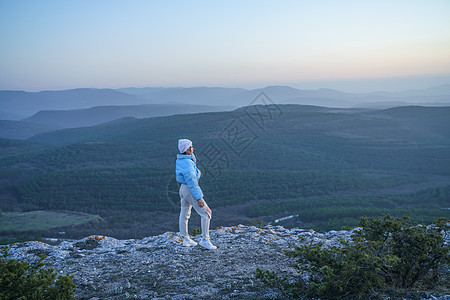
[{"xmin": 176, "ymin": 139, "xmax": 217, "ymax": 250}]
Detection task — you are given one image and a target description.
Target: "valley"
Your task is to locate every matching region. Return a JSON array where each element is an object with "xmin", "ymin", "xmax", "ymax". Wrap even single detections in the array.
[{"xmin": 0, "ymin": 101, "xmax": 449, "ymax": 243}]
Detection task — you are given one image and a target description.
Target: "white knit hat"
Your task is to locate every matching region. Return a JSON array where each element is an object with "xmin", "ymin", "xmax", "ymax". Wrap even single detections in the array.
[{"xmin": 178, "ymin": 139, "xmax": 192, "ymax": 153}]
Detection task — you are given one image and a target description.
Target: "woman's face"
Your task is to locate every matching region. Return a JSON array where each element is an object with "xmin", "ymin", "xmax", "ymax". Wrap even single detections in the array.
[{"xmin": 185, "ymin": 145, "xmax": 194, "ymax": 155}]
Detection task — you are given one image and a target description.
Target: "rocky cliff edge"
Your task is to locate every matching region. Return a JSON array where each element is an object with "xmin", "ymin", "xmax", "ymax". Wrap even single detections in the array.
[{"xmin": 2, "ymin": 224, "xmax": 448, "ymax": 299}]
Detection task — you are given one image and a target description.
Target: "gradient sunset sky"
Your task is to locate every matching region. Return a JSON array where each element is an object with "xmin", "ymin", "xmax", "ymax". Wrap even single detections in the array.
[{"xmin": 1, "ymin": 0, "xmax": 449, "ymax": 92}]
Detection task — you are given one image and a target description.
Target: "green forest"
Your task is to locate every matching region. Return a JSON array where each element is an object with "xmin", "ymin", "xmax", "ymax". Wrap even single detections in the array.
[{"xmin": 0, "ymin": 105, "xmax": 449, "ymax": 243}]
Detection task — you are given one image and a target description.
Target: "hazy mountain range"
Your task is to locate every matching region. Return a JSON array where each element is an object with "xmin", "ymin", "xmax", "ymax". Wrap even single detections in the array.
[
  {"xmin": 22, "ymin": 103, "xmax": 235, "ymax": 129},
  {"xmin": 0, "ymin": 84, "xmax": 449, "ymax": 140},
  {"xmin": 1, "ymin": 84, "xmax": 449, "ymax": 118}
]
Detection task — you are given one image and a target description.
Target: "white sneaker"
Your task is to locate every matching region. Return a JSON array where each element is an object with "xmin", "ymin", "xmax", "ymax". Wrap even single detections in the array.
[
  {"xmin": 199, "ymin": 239, "xmax": 217, "ymax": 250},
  {"xmin": 182, "ymin": 237, "xmax": 198, "ymax": 247}
]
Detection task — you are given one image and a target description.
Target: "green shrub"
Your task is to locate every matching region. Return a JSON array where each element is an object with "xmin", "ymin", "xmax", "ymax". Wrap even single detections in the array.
[
  {"xmin": 0, "ymin": 249, "xmax": 76, "ymax": 299},
  {"xmin": 255, "ymin": 215, "xmax": 449, "ymax": 299},
  {"xmin": 249, "ymin": 220, "xmax": 266, "ymax": 228},
  {"xmin": 190, "ymin": 228, "xmax": 201, "ymax": 236},
  {"xmin": 358, "ymin": 215, "xmax": 449, "ymax": 289}
]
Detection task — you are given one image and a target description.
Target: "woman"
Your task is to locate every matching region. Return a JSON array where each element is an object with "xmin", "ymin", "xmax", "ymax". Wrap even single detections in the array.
[{"xmin": 176, "ymin": 139, "xmax": 217, "ymax": 250}]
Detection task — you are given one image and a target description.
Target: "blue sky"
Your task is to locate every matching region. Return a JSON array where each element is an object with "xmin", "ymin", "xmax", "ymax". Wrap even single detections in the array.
[{"xmin": 1, "ymin": 0, "xmax": 449, "ymax": 92}]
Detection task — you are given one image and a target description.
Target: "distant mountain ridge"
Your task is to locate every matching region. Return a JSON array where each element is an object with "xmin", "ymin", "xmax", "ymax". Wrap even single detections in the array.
[
  {"xmin": 0, "ymin": 120, "xmax": 60, "ymax": 140},
  {"xmin": 135, "ymin": 86, "xmax": 247, "ymax": 106},
  {"xmin": 1, "ymin": 85, "xmax": 449, "ymax": 119},
  {"xmin": 0, "ymin": 88, "xmax": 139, "ymax": 117},
  {"xmin": 118, "ymin": 84, "xmax": 450, "ymax": 107},
  {"xmin": 22, "ymin": 103, "xmax": 235, "ymax": 129},
  {"xmin": 28, "ymin": 104, "xmax": 450, "ymax": 150}
]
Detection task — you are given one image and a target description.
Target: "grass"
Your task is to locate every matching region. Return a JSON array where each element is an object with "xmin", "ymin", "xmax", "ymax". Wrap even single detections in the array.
[{"xmin": 0, "ymin": 210, "xmax": 101, "ymax": 231}]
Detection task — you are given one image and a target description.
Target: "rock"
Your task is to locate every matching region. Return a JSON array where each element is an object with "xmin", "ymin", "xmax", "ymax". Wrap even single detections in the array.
[{"xmin": 1, "ymin": 224, "xmax": 448, "ymax": 299}]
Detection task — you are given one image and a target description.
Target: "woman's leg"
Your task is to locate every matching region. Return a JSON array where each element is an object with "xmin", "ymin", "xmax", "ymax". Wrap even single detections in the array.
[
  {"xmin": 200, "ymin": 212, "xmax": 211, "ymax": 240},
  {"xmin": 179, "ymin": 186, "xmax": 193, "ymax": 238},
  {"xmin": 180, "ymin": 184, "xmax": 212, "ymax": 240}
]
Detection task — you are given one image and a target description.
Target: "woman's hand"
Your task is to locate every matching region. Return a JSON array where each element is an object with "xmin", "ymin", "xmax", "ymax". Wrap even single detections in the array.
[
  {"xmin": 198, "ymin": 198, "xmax": 212, "ymax": 216},
  {"xmin": 206, "ymin": 205, "xmax": 212, "ymax": 216}
]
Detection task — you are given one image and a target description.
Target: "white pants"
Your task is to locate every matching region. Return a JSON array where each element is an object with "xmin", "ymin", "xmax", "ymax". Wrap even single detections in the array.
[{"xmin": 179, "ymin": 184, "xmax": 211, "ymax": 240}]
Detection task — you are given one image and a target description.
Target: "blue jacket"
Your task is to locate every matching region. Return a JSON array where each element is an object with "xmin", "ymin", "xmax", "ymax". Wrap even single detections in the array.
[{"xmin": 176, "ymin": 154, "xmax": 204, "ymax": 200}]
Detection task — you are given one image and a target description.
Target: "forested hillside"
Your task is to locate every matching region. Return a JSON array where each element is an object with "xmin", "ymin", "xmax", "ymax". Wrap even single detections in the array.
[
  {"xmin": 0, "ymin": 105, "xmax": 449, "ymax": 242},
  {"xmin": 0, "ymin": 120, "xmax": 59, "ymax": 140}
]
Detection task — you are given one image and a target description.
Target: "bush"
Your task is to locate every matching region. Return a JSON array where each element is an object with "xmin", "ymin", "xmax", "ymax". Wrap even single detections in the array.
[
  {"xmin": 190, "ymin": 228, "xmax": 201, "ymax": 236},
  {"xmin": 255, "ymin": 215, "xmax": 449, "ymax": 299},
  {"xmin": 0, "ymin": 249, "xmax": 76, "ymax": 299},
  {"xmin": 359, "ymin": 215, "xmax": 449, "ymax": 289}
]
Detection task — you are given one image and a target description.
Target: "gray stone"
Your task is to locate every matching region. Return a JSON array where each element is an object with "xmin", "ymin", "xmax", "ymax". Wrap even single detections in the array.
[{"xmin": 2, "ymin": 224, "xmax": 449, "ymax": 299}]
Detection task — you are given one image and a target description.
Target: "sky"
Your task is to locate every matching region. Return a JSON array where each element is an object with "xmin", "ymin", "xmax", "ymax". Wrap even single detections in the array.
[{"xmin": 0, "ymin": 0, "xmax": 449, "ymax": 92}]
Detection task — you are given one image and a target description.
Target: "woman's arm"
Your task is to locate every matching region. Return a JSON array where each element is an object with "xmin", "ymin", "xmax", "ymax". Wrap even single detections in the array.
[{"xmin": 183, "ymin": 167, "xmax": 204, "ymax": 200}]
